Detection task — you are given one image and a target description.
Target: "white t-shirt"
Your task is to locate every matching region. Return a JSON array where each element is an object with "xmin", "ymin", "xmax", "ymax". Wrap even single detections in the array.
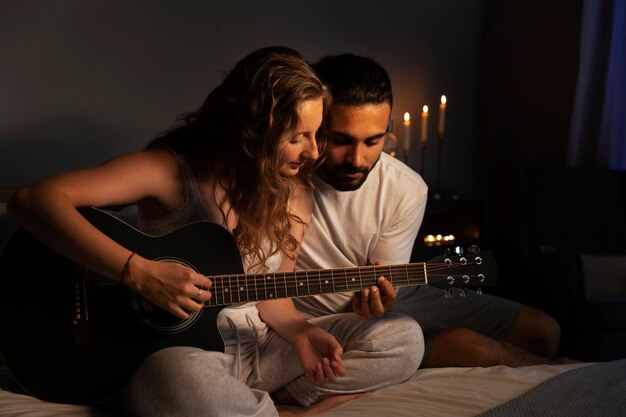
[{"xmin": 294, "ymin": 152, "xmax": 428, "ymax": 318}]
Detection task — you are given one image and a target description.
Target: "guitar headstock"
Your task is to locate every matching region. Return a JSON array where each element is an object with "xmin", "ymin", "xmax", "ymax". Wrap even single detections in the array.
[{"xmin": 424, "ymin": 249, "xmax": 497, "ymax": 293}]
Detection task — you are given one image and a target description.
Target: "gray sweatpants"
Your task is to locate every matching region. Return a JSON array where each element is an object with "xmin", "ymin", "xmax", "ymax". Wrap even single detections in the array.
[{"xmin": 122, "ymin": 305, "xmax": 423, "ymax": 417}]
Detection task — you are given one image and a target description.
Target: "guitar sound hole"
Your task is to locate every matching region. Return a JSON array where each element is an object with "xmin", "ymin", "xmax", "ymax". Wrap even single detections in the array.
[{"xmin": 131, "ymin": 257, "xmax": 203, "ymax": 334}]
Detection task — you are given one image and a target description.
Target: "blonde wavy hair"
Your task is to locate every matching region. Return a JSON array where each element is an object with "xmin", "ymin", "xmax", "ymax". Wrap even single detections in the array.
[{"xmin": 148, "ymin": 46, "xmax": 330, "ymax": 270}]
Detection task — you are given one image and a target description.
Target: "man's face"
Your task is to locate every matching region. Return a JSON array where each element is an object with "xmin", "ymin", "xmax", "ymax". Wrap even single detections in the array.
[{"xmin": 317, "ymin": 103, "xmax": 391, "ymax": 191}]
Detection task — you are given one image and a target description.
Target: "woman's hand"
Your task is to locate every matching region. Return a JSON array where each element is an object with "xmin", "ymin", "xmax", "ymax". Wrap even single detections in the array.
[
  {"xmin": 123, "ymin": 254, "xmax": 212, "ymax": 320},
  {"xmin": 256, "ymin": 299, "xmax": 346, "ymax": 384},
  {"xmin": 291, "ymin": 325, "xmax": 346, "ymax": 385}
]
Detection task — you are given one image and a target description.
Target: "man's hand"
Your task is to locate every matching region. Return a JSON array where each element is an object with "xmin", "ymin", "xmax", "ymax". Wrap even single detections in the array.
[
  {"xmin": 291, "ymin": 325, "xmax": 346, "ymax": 385},
  {"xmin": 352, "ymin": 275, "xmax": 397, "ymax": 318}
]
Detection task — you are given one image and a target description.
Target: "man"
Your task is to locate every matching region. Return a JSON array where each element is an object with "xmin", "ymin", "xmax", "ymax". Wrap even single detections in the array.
[{"xmin": 294, "ymin": 53, "xmax": 565, "ymax": 367}]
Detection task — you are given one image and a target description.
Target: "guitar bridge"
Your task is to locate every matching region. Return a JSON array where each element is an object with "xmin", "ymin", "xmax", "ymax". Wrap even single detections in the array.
[{"xmin": 71, "ymin": 263, "xmax": 93, "ymax": 345}]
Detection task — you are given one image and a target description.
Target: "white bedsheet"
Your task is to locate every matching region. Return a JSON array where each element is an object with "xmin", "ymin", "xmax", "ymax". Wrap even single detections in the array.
[
  {"xmin": 0, "ymin": 360, "xmax": 589, "ymax": 417},
  {"xmin": 314, "ymin": 363, "xmax": 590, "ymax": 417}
]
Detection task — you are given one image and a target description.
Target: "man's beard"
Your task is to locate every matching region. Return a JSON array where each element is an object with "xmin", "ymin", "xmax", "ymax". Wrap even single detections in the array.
[{"xmin": 320, "ymin": 158, "xmax": 379, "ymax": 191}]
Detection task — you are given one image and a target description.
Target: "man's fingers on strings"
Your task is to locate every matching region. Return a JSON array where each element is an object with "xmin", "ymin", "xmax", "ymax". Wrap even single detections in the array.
[
  {"xmin": 353, "ymin": 292, "xmax": 364, "ymax": 315},
  {"xmin": 377, "ymin": 276, "xmax": 396, "ymax": 296},
  {"xmin": 360, "ymin": 289, "xmax": 373, "ymax": 318},
  {"xmin": 367, "ymin": 285, "xmax": 386, "ymax": 317}
]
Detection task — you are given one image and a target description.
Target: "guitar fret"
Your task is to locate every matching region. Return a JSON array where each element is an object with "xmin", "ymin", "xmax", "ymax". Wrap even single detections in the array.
[
  {"xmin": 281, "ymin": 271, "xmax": 288, "ymax": 299},
  {"xmin": 345, "ymin": 267, "xmax": 357, "ymax": 291},
  {"xmin": 250, "ymin": 274, "xmax": 255, "ymax": 302},
  {"xmin": 222, "ymin": 275, "xmax": 227, "ymax": 306},
  {"xmin": 211, "ymin": 275, "xmax": 217, "ymax": 306},
  {"xmin": 265, "ymin": 274, "xmax": 272, "ymax": 300},
  {"xmin": 404, "ymin": 265, "xmax": 410, "ymax": 286},
  {"xmin": 254, "ymin": 274, "xmax": 268, "ymax": 300},
  {"xmin": 313, "ymin": 270, "xmax": 320, "ymax": 295},
  {"xmin": 229, "ymin": 274, "xmax": 234, "ymax": 304},
  {"xmin": 238, "ymin": 274, "xmax": 245, "ymax": 303},
  {"xmin": 365, "ymin": 266, "xmax": 376, "ymax": 288},
  {"xmin": 214, "ymin": 276, "xmax": 221, "ymax": 307},
  {"xmin": 305, "ymin": 270, "xmax": 311, "ymax": 296},
  {"xmin": 248, "ymin": 273, "xmax": 253, "ymax": 302},
  {"xmin": 387, "ymin": 265, "xmax": 395, "ymax": 285},
  {"xmin": 295, "ymin": 271, "xmax": 304, "ymax": 297},
  {"xmin": 207, "ymin": 277, "xmax": 215, "ymax": 306}
]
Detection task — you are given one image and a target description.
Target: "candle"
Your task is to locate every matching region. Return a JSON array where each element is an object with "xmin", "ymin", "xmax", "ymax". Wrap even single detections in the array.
[
  {"xmin": 438, "ymin": 95, "xmax": 447, "ymax": 135},
  {"xmin": 403, "ymin": 112, "xmax": 411, "ymax": 152},
  {"xmin": 421, "ymin": 105, "xmax": 429, "ymax": 145}
]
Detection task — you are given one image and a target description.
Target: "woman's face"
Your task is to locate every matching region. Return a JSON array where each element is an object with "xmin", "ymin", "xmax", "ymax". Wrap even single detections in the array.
[{"xmin": 278, "ymin": 97, "xmax": 323, "ymax": 177}]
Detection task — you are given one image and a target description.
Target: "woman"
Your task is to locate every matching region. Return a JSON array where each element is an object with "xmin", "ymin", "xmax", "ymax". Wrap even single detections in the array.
[{"xmin": 8, "ymin": 46, "xmax": 423, "ymax": 416}]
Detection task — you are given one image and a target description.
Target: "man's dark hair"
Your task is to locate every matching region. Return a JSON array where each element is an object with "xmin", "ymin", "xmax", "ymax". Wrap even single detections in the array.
[{"xmin": 312, "ymin": 53, "xmax": 393, "ymax": 109}]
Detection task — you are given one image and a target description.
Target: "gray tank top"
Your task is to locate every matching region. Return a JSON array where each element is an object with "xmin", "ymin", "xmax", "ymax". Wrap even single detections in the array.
[
  {"xmin": 138, "ymin": 152, "xmax": 213, "ymax": 236},
  {"xmin": 138, "ymin": 151, "xmax": 282, "ymax": 273}
]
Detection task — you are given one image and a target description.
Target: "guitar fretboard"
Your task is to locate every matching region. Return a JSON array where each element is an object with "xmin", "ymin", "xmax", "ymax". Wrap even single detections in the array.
[{"xmin": 206, "ymin": 263, "xmax": 428, "ymax": 306}]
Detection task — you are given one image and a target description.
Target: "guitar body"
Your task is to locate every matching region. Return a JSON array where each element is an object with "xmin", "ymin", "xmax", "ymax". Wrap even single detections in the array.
[{"xmin": 0, "ymin": 207, "xmax": 244, "ymax": 404}]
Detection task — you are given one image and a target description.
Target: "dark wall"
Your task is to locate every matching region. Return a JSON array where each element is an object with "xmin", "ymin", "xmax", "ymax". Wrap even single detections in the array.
[
  {"xmin": 477, "ymin": 0, "xmax": 583, "ymax": 191},
  {"xmin": 0, "ymin": 0, "xmax": 484, "ymax": 199},
  {"xmin": 477, "ymin": 0, "xmax": 583, "ymax": 255}
]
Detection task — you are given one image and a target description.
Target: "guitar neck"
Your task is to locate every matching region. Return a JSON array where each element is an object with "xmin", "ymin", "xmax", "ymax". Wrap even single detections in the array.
[{"xmin": 207, "ymin": 263, "xmax": 428, "ymax": 306}]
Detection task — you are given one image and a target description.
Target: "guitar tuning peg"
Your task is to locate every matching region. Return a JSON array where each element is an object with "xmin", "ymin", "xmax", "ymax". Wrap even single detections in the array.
[
  {"xmin": 444, "ymin": 288, "xmax": 453, "ymax": 299},
  {"xmin": 468, "ymin": 245, "xmax": 481, "ymax": 254},
  {"xmin": 459, "ymin": 288, "xmax": 468, "ymax": 297},
  {"xmin": 440, "ymin": 247, "xmax": 452, "ymax": 256},
  {"xmin": 476, "ymin": 287, "xmax": 483, "ymax": 296},
  {"xmin": 453, "ymin": 246, "xmax": 464, "ymax": 256}
]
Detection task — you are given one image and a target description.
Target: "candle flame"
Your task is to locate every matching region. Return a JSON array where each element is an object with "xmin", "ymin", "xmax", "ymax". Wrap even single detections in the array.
[
  {"xmin": 422, "ymin": 105, "xmax": 428, "ymax": 113},
  {"xmin": 441, "ymin": 95, "xmax": 447, "ymax": 105},
  {"xmin": 403, "ymin": 112, "xmax": 410, "ymax": 122},
  {"xmin": 423, "ymin": 234, "xmax": 456, "ymax": 246}
]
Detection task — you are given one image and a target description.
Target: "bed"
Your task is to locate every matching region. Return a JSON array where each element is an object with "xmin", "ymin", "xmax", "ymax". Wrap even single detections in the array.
[
  {"xmin": 1, "ymin": 200, "xmax": 625, "ymax": 417},
  {"xmin": 2, "ymin": 356, "xmax": 626, "ymax": 417}
]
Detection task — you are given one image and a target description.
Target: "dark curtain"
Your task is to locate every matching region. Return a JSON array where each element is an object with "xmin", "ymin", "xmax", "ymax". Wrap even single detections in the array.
[{"xmin": 568, "ymin": 0, "xmax": 626, "ymax": 169}]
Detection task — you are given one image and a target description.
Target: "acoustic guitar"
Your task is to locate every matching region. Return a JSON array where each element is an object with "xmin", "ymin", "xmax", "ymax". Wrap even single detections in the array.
[{"xmin": 0, "ymin": 207, "xmax": 496, "ymax": 404}]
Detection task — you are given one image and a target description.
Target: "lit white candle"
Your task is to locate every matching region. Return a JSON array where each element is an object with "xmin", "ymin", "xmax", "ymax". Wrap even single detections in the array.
[
  {"xmin": 438, "ymin": 95, "xmax": 447, "ymax": 135},
  {"xmin": 421, "ymin": 105, "xmax": 429, "ymax": 145},
  {"xmin": 403, "ymin": 112, "xmax": 411, "ymax": 152}
]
